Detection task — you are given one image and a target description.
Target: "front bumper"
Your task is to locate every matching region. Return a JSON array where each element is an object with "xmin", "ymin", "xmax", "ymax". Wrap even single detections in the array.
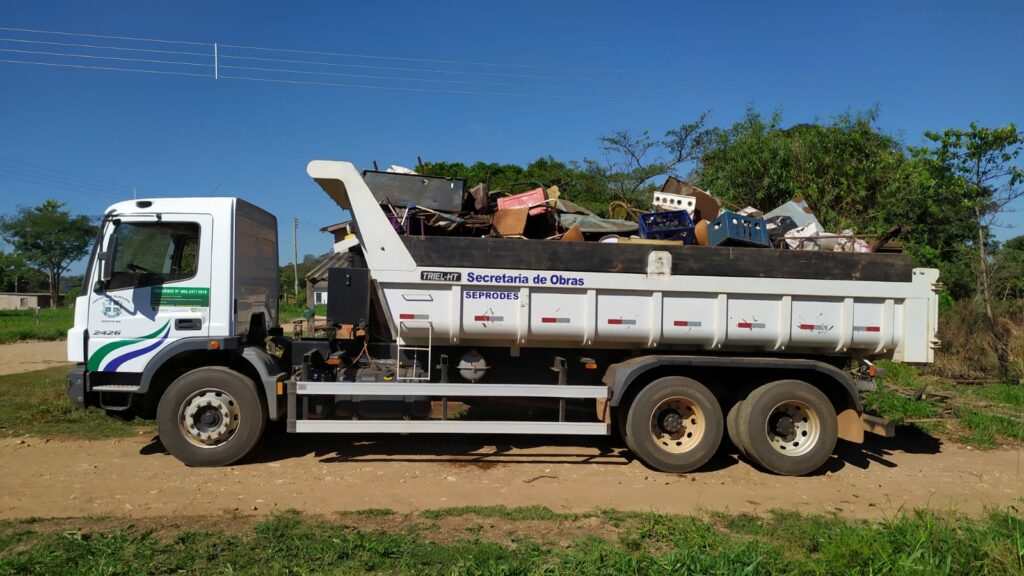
[{"xmin": 66, "ymin": 364, "xmax": 87, "ymax": 408}]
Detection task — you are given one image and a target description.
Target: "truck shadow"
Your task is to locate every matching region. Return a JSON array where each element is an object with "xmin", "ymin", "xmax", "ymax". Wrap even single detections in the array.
[
  {"xmin": 140, "ymin": 423, "xmax": 942, "ymax": 476},
  {"xmin": 828, "ymin": 425, "xmax": 942, "ymax": 472}
]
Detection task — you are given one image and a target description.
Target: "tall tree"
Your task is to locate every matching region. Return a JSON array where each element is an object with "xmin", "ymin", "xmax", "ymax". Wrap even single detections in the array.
[
  {"xmin": 590, "ymin": 111, "xmax": 715, "ymax": 205},
  {"xmin": 0, "ymin": 200, "xmax": 96, "ymax": 307},
  {"xmin": 0, "ymin": 249, "xmax": 47, "ymax": 293},
  {"xmin": 921, "ymin": 123, "xmax": 1024, "ymax": 379}
]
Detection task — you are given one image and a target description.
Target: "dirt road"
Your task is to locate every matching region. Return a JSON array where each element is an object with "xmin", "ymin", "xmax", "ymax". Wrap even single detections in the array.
[
  {"xmin": 2, "ymin": 429, "xmax": 1020, "ymax": 520},
  {"xmin": 0, "ymin": 340, "xmax": 69, "ymax": 376},
  {"xmin": 0, "ymin": 340, "xmax": 1019, "ymax": 520}
]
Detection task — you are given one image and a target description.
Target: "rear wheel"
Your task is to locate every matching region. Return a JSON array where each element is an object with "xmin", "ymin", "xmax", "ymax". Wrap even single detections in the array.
[
  {"xmin": 736, "ymin": 379, "xmax": 837, "ymax": 476},
  {"xmin": 156, "ymin": 366, "xmax": 266, "ymax": 467},
  {"xmin": 625, "ymin": 376, "xmax": 723, "ymax": 473},
  {"xmin": 726, "ymin": 400, "xmax": 747, "ymax": 456}
]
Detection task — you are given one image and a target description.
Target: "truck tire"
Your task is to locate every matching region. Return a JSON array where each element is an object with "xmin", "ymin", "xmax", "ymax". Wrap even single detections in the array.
[
  {"xmin": 726, "ymin": 401, "xmax": 747, "ymax": 456},
  {"xmin": 625, "ymin": 376, "xmax": 723, "ymax": 473},
  {"xmin": 736, "ymin": 379, "xmax": 837, "ymax": 476},
  {"xmin": 156, "ymin": 366, "xmax": 267, "ymax": 467}
]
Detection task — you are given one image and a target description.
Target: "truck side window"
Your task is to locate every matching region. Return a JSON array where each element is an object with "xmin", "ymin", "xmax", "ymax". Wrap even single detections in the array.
[{"xmin": 107, "ymin": 222, "xmax": 200, "ymax": 291}]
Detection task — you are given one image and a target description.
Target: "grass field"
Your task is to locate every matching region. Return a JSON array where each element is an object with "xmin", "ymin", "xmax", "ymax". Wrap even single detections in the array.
[
  {"xmin": 279, "ymin": 301, "xmax": 327, "ymax": 320},
  {"xmin": 0, "ymin": 507, "xmax": 1020, "ymax": 574},
  {"xmin": 0, "ymin": 366, "xmax": 151, "ymax": 439},
  {"xmin": 0, "ymin": 308, "xmax": 74, "ymax": 344},
  {"xmin": 864, "ymin": 360, "xmax": 1024, "ymax": 449}
]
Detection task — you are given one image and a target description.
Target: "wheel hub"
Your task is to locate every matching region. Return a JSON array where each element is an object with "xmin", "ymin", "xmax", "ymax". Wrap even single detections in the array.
[
  {"xmin": 769, "ymin": 413, "xmax": 795, "ymax": 440},
  {"xmin": 649, "ymin": 397, "xmax": 704, "ymax": 454},
  {"xmin": 180, "ymin": 389, "xmax": 240, "ymax": 447},
  {"xmin": 660, "ymin": 411, "xmax": 683, "ymax": 434},
  {"xmin": 765, "ymin": 400, "xmax": 819, "ymax": 457}
]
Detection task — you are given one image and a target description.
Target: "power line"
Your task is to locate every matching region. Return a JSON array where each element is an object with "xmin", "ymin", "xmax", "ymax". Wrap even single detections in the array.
[
  {"xmin": 0, "ymin": 37, "xmax": 211, "ymax": 57},
  {"xmin": 1, "ymin": 25, "xmax": 639, "ymax": 75},
  {"xmin": 0, "ymin": 47, "xmax": 213, "ymax": 68},
  {"xmin": 0, "ymin": 46, "xmax": 632, "ymax": 93},
  {"xmin": 0, "ymin": 169, "xmax": 126, "ymax": 201},
  {"xmin": 218, "ymin": 64, "xmax": 635, "ymax": 93},
  {"xmin": 0, "ymin": 58, "xmax": 212, "ymax": 78},
  {"xmin": 2, "ymin": 57, "xmax": 627, "ymax": 101},
  {"xmin": 218, "ymin": 42, "xmax": 639, "ymax": 75},
  {"xmin": 0, "ymin": 26, "xmax": 210, "ymax": 47},
  {"xmin": 0, "ymin": 166, "xmax": 125, "ymax": 197},
  {"xmin": 218, "ymin": 54, "xmax": 646, "ymax": 86},
  {"xmin": 0, "ymin": 163, "xmax": 129, "ymax": 196},
  {"xmin": 216, "ymin": 73, "xmax": 627, "ymax": 101},
  {"xmin": 0, "ymin": 157, "xmax": 130, "ymax": 191}
]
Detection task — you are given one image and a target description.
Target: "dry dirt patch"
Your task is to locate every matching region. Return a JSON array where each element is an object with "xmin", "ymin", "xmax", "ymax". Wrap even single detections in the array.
[{"xmin": 0, "ymin": 340, "xmax": 70, "ymax": 376}]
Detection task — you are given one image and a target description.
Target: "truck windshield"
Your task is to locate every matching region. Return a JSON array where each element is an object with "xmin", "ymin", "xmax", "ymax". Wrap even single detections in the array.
[{"xmin": 106, "ymin": 222, "xmax": 200, "ymax": 291}]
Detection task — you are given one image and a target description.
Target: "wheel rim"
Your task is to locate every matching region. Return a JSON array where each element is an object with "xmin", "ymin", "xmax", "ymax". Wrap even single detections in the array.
[
  {"xmin": 764, "ymin": 400, "xmax": 820, "ymax": 456},
  {"xmin": 648, "ymin": 396, "xmax": 705, "ymax": 454},
  {"xmin": 178, "ymin": 388, "xmax": 241, "ymax": 448}
]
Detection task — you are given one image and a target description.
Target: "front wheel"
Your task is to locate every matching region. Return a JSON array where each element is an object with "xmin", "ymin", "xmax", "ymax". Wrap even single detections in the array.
[
  {"xmin": 625, "ymin": 376, "xmax": 723, "ymax": 473},
  {"xmin": 736, "ymin": 379, "xmax": 837, "ymax": 476},
  {"xmin": 156, "ymin": 366, "xmax": 267, "ymax": 467}
]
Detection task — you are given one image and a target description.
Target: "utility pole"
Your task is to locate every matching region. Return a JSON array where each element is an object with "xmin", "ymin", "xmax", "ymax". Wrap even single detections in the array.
[{"xmin": 292, "ymin": 217, "xmax": 299, "ymax": 303}]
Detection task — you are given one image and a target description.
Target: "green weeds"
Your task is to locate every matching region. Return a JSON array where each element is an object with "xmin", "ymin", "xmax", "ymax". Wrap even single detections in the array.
[
  {"xmin": 1, "ymin": 507, "xmax": 1020, "ymax": 575},
  {"xmin": 0, "ymin": 308, "xmax": 74, "ymax": 343}
]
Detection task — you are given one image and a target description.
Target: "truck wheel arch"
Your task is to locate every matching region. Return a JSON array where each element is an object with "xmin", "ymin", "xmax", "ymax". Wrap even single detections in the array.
[
  {"xmin": 603, "ymin": 355, "xmax": 864, "ymax": 443},
  {"xmin": 137, "ymin": 338, "xmax": 286, "ymax": 421}
]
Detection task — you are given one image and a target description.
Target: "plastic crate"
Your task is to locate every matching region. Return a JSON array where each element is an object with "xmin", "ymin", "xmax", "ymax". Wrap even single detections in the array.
[
  {"xmin": 639, "ymin": 210, "xmax": 696, "ymax": 243},
  {"xmin": 707, "ymin": 211, "xmax": 769, "ymax": 247},
  {"xmin": 652, "ymin": 192, "xmax": 696, "ymax": 214}
]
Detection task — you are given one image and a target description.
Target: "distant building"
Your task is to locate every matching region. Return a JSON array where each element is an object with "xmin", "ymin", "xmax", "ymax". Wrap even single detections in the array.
[
  {"xmin": 0, "ymin": 292, "xmax": 52, "ymax": 309},
  {"xmin": 304, "ymin": 220, "xmax": 356, "ymax": 309},
  {"xmin": 312, "ymin": 280, "xmax": 329, "ymax": 305}
]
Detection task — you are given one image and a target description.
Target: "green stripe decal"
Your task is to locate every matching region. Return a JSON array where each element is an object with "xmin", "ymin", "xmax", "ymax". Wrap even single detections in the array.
[{"xmin": 87, "ymin": 320, "xmax": 170, "ymax": 372}]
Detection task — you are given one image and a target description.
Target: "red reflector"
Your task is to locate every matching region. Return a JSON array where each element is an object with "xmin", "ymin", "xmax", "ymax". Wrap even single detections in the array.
[
  {"xmin": 798, "ymin": 324, "xmax": 815, "ymax": 330},
  {"xmin": 866, "ymin": 326, "xmax": 881, "ymax": 332},
  {"xmin": 541, "ymin": 317, "xmax": 557, "ymax": 323},
  {"xmin": 399, "ymin": 314, "xmax": 415, "ymax": 320},
  {"xmin": 607, "ymin": 319, "xmax": 623, "ymax": 325},
  {"xmin": 474, "ymin": 315, "xmax": 490, "ymax": 321},
  {"xmin": 737, "ymin": 322, "xmax": 753, "ymax": 329},
  {"xmin": 673, "ymin": 321, "xmax": 689, "ymax": 327}
]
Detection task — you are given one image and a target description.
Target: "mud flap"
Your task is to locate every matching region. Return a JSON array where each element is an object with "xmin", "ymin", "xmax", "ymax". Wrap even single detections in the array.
[{"xmin": 837, "ymin": 409, "xmax": 864, "ymax": 443}]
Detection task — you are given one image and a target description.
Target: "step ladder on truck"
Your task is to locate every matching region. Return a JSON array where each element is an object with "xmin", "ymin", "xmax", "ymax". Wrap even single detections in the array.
[{"xmin": 65, "ymin": 160, "xmax": 939, "ymax": 476}]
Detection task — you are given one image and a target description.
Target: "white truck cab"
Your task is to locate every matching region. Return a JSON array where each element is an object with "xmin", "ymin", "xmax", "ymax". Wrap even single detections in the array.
[{"xmin": 67, "ymin": 198, "xmax": 284, "ymax": 464}]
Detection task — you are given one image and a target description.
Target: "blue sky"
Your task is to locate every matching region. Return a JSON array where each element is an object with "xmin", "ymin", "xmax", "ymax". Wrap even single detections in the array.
[{"xmin": 1, "ymin": 0, "xmax": 1021, "ymax": 272}]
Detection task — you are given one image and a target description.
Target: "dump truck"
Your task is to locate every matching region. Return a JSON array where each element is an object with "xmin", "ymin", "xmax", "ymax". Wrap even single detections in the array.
[{"xmin": 66, "ymin": 160, "xmax": 940, "ymax": 476}]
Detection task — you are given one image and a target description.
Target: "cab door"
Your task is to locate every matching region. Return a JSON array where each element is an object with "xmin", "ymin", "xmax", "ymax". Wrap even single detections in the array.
[{"xmin": 86, "ymin": 214, "xmax": 213, "ymax": 374}]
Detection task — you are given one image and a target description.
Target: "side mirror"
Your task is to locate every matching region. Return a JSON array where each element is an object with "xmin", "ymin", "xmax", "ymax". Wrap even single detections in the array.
[{"xmin": 100, "ymin": 251, "xmax": 113, "ymax": 282}]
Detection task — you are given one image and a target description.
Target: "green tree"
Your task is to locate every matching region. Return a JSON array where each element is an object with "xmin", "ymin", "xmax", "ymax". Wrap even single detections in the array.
[
  {"xmin": 280, "ymin": 253, "xmax": 327, "ymax": 303},
  {"xmin": 0, "ymin": 249, "xmax": 48, "ymax": 293},
  {"xmin": 691, "ymin": 106, "xmax": 979, "ymax": 297},
  {"xmin": 991, "ymin": 236, "xmax": 1024, "ymax": 301},
  {"xmin": 0, "ymin": 200, "xmax": 96, "ymax": 307},
  {"xmin": 694, "ymin": 107, "xmax": 917, "ymax": 231},
  {"xmin": 589, "ymin": 111, "xmax": 715, "ymax": 206},
  {"xmin": 920, "ymin": 123, "xmax": 1024, "ymax": 379},
  {"xmin": 421, "ymin": 157, "xmax": 613, "ymax": 215}
]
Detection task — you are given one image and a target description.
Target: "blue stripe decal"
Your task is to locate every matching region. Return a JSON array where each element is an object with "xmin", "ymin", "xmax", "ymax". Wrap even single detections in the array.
[{"xmin": 102, "ymin": 326, "xmax": 171, "ymax": 372}]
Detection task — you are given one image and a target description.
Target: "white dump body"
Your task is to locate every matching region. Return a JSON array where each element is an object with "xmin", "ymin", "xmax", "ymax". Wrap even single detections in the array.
[{"xmin": 308, "ymin": 161, "xmax": 940, "ymax": 364}]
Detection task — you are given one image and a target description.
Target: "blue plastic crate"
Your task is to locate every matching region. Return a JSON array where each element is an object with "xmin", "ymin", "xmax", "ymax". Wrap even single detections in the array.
[
  {"xmin": 639, "ymin": 210, "xmax": 696, "ymax": 243},
  {"xmin": 707, "ymin": 211, "xmax": 769, "ymax": 247}
]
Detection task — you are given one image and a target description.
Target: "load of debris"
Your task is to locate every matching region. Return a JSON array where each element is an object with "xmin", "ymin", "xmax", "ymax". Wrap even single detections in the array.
[{"xmin": 361, "ymin": 166, "xmax": 902, "ymax": 253}]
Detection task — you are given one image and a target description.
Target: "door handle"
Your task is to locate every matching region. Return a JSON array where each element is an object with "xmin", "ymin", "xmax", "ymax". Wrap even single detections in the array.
[{"xmin": 175, "ymin": 318, "xmax": 202, "ymax": 331}]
